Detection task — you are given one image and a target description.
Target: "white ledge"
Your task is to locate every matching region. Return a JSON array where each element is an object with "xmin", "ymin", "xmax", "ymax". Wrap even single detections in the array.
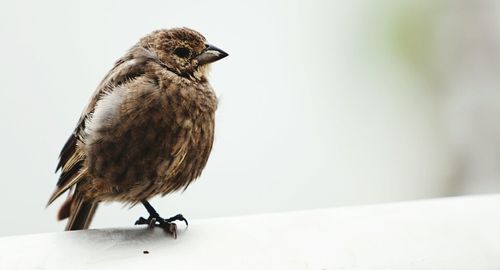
[{"xmin": 1, "ymin": 195, "xmax": 500, "ymax": 269}]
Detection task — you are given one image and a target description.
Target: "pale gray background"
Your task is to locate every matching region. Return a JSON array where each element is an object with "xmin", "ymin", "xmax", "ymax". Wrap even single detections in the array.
[{"xmin": 1, "ymin": 0, "xmax": 499, "ymax": 236}]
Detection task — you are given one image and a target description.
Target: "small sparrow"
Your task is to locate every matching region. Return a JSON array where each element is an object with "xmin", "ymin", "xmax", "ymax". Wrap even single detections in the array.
[{"xmin": 47, "ymin": 27, "xmax": 227, "ymax": 237}]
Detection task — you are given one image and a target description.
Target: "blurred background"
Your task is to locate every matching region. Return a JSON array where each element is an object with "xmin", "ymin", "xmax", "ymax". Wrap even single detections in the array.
[{"xmin": 1, "ymin": 0, "xmax": 500, "ymax": 236}]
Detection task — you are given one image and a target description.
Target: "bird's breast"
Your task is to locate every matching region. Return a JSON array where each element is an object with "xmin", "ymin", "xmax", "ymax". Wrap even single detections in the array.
[{"xmin": 81, "ymin": 77, "xmax": 217, "ymax": 201}]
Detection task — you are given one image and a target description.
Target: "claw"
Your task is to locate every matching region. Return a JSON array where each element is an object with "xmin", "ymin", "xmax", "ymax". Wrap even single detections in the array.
[
  {"xmin": 148, "ymin": 217, "xmax": 157, "ymax": 228},
  {"xmin": 161, "ymin": 222, "xmax": 177, "ymax": 239},
  {"xmin": 135, "ymin": 217, "xmax": 148, "ymax": 225},
  {"xmin": 165, "ymin": 214, "xmax": 189, "ymax": 227}
]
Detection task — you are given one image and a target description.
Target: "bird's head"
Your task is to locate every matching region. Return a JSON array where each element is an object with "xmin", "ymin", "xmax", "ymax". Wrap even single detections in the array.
[{"xmin": 140, "ymin": 28, "xmax": 228, "ymax": 81}]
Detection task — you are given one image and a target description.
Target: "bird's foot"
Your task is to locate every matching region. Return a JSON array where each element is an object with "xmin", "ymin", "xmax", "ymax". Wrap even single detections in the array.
[{"xmin": 135, "ymin": 213, "xmax": 188, "ymax": 238}]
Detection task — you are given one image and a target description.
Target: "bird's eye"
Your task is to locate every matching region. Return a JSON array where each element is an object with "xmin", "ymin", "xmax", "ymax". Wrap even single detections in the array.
[{"xmin": 174, "ymin": 47, "xmax": 191, "ymax": 58}]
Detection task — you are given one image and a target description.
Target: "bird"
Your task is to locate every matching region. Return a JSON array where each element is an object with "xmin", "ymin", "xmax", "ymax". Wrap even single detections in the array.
[{"xmin": 47, "ymin": 27, "xmax": 228, "ymax": 237}]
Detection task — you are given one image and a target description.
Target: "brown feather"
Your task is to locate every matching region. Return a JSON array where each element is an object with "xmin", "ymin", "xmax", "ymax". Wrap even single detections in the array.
[
  {"xmin": 57, "ymin": 195, "xmax": 73, "ymax": 220},
  {"xmin": 65, "ymin": 193, "xmax": 98, "ymax": 230},
  {"xmin": 47, "ymin": 167, "xmax": 87, "ymax": 206},
  {"xmin": 55, "ymin": 134, "xmax": 77, "ymax": 173}
]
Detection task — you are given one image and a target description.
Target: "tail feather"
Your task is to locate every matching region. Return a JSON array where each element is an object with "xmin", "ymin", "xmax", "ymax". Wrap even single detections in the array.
[
  {"xmin": 61, "ymin": 193, "xmax": 98, "ymax": 231},
  {"xmin": 57, "ymin": 194, "xmax": 73, "ymax": 221}
]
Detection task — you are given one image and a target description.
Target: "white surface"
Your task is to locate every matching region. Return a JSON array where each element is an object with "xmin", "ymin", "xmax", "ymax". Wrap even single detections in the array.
[{"xmin": 1, "ymin": 195, "xmax": 500, "ymax": 269}]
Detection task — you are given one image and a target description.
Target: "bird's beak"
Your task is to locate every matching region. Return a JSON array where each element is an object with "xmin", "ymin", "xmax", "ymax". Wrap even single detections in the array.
[{"xmin": 195, "ymin": 44, "xmax": 228, "ymax": 66}]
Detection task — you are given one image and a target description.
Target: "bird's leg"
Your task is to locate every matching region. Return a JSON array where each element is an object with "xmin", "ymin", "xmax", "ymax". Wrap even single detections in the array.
[{"xmin": 135, "ymin": 200, "xmax": 188, "ymax": 238}]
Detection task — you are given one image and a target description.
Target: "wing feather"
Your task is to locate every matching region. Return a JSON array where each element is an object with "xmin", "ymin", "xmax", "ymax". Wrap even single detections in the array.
[{"xmin": 48, "ymin": 46, "xmax": 157, "ymax": 206}]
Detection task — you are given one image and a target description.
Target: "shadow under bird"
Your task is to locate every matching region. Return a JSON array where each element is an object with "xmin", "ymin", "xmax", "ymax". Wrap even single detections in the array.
[{"xmin": 47, "ymin": 28, "xmax": 228, "ymax": 237}]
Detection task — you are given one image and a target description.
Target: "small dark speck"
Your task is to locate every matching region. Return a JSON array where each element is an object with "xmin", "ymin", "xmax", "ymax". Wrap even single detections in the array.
[{"xmin": 143, "ymin": 250, "xmax": 149, "ymax": 254}]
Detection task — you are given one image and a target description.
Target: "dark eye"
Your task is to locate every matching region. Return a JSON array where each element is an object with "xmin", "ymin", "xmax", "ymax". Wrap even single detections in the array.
[{"xmin": 174, "ymin": 47, "xmax": 191, "ymax": 58}]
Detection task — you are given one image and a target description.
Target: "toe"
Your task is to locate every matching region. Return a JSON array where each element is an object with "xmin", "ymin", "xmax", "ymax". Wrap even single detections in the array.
[
  {"xmin": 135, "ymin": 217, "xmax": 148, "ymax": 225},
  {"xmin": 165, "ymin": 214, "xmax": 189, "ymax": 226}
]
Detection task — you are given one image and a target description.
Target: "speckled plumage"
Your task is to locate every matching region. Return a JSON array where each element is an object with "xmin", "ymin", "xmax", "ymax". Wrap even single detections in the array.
[{"xmin": 47, "ymin": 28, "xmax": 227, "ymax": 231}]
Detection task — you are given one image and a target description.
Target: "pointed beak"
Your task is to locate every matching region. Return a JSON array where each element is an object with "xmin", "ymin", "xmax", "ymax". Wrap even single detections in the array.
[{"xmin": 195, "ymin": 43, "xmax": 228, "ymax": 66}]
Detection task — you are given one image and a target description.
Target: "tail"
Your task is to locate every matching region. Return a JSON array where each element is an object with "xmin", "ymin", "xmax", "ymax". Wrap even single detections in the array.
[{"xmin": 58, "ymin": 193, "xmax": 99, "ymax": 231}]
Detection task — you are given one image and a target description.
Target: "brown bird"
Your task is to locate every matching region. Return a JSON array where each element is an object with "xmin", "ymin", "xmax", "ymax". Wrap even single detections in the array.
[{"xmin": 47, "ymin": 27, "xmax": 227, "ymax": 236}]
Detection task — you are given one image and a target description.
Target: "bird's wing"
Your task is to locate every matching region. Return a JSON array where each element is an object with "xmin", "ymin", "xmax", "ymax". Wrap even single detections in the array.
[{"xmin": 48, "ymin": 47, "xmax": 156, "ymax": 206}]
